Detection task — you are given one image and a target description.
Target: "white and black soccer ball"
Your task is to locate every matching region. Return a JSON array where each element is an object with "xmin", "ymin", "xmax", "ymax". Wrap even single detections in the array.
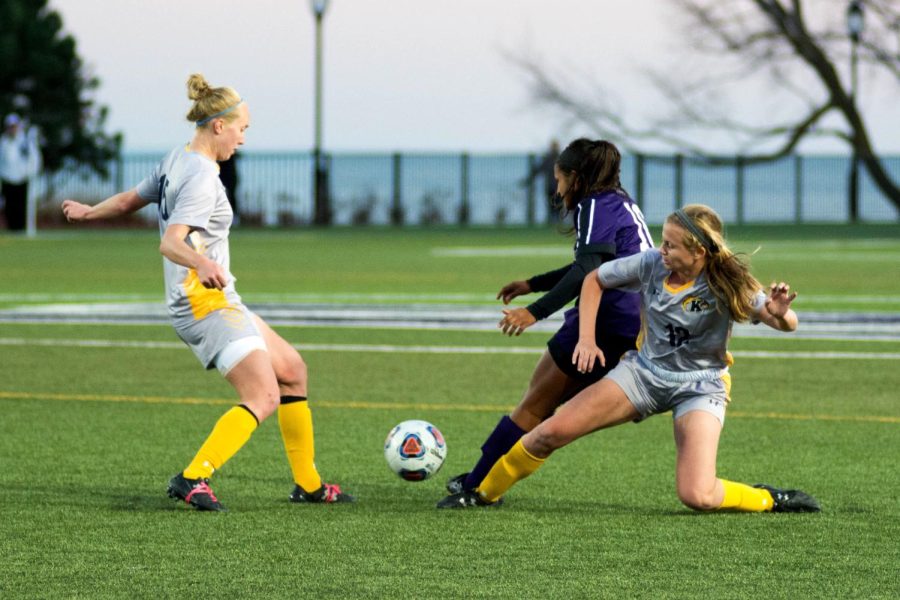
[{"xmin": 383, "ymin": 419, "xmax": 447, "ymax": 481}]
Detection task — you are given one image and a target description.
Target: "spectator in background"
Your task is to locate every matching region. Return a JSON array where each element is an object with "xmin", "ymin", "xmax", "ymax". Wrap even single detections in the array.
[
  {"xmin": 0, "ymin": 113, "xmax": 42, "ymax": 231},
  {"xmin": 218, "ymin": 151, "xmax": 239, "ymax": 224},
  {"xmin": 523, "ymin": 139, "xmax": 560, "ymax": 222}
]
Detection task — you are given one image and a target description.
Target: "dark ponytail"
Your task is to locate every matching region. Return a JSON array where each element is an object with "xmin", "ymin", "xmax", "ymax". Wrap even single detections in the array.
[{"xmin": 581, "ymin": 140, "xmax": 623, "ymax": 196}]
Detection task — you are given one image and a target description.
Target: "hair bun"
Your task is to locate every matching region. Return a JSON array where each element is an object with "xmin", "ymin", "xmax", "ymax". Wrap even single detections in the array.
[{"xmin": 186, "ymin": 73, "xmax": 211, "ymax": 101}]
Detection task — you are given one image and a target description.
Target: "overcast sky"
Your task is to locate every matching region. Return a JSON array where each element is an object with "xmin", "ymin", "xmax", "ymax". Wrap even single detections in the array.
[{"xmin": 50, "ymin": 0, "xmax": 899, "ymax": 154}]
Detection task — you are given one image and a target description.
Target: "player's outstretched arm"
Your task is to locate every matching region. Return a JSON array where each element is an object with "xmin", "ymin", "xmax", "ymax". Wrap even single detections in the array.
[
  {"xmin": 572, "ymin": 269, "xmax": 606, "ymax": 373},
  {"xmin": 61, "ymin": 189, "xmax": 149, "ymax": 223},
  {"xmin": 756, "ymin": 282, "xmax": 799, "ymax": 332}
]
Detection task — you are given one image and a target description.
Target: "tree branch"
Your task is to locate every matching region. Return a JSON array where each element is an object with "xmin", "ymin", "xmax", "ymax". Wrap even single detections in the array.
[{"xmin": 508, "ymin": 0, "xmax": 900, "ymax": 208}]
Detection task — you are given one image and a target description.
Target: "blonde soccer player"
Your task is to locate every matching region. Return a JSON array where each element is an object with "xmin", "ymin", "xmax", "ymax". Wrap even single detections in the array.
[
  {"xmin": 62, "ymin": 74, "xmax": 353, "ymax": 511},
  {"xmin": 442, "ymin": 204, "xmax": 820, "ymax": 513}
]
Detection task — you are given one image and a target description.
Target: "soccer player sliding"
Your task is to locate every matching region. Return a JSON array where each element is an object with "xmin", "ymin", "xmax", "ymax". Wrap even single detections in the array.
[{"xmin": 441, "ymin": 204, "xmax": 820, "ymax": 514}]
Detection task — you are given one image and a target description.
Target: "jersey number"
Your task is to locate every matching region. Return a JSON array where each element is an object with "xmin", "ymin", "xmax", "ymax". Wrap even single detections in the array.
[
  {"xmin": 665, "ymin": 323, "xmax": 692, "ymax": 347},
  {"xmin": 157, "ymin": 175, "xmax": 170, "ymax": 220},
  {"xmin": 623, "ymin": 203, "xmax": 654, "ymax": 251}
]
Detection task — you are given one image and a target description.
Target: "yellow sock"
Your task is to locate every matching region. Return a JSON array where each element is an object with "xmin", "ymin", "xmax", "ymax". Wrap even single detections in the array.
[
  {"xmin": 183, "ymin": 405, "xmax": 258, "ymax": 480},
  {"xmin": 719, "ymin": 479, "xmax": 774, "ymax": 512},
  {"xmin": 278, "ymin": 397, "xmax": 322, "ymax": 492},
  {"xmin": 477, "ymin": 439, "xmax": 546, "ymax": 503}
]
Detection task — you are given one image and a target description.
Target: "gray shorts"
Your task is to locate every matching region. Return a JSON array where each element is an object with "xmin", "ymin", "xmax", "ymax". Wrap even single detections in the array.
[
  {"xmin": 173, "ymin": 304, "xmax": 262, "ymax": 370},
  {"xmin": 606, "ymin": 351, "xmax": 729, "ymax": 425}
]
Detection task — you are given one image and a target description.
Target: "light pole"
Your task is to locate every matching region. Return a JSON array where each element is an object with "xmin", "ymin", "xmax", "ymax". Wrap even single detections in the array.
[
  {"xmin": 310, "ymin": 0, "xmax": 331, "ymax": 225},
  {"xmin": 846, "ymin": 0, "xmax": 864, "ymax": 223}
]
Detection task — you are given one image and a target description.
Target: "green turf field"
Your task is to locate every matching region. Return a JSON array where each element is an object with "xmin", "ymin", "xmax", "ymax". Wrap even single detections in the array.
[{"xmin": 1, "ymin": 225, "xmax": 899, "ymax": 598}]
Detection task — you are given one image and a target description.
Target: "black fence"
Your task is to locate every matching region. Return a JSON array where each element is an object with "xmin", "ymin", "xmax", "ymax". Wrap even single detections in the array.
[{"xmin": 37, "ymin": 151, "xmax": 900, "ymax": 226}]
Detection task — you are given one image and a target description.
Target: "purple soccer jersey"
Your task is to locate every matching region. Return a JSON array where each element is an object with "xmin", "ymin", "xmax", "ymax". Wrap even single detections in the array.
[{"xmin": 568, "ymin": 190, "xmax": 654, "ymax": 338}]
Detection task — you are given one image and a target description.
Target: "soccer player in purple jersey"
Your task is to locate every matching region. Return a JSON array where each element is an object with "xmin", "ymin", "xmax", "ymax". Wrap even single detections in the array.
[{"xmin": 438, "ymin": 139, "xmax": 653, "ymax": 508}]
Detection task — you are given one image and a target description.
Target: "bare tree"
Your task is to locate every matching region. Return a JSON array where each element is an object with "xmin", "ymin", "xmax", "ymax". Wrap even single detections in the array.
[{"xmin": 510, "ymin": 0, "xmax": 900, "ymax": 212}]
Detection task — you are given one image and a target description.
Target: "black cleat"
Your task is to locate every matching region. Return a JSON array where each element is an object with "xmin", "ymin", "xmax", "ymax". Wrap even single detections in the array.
[
  {"xmin": 290, "ymin": 483, "xmax": 355, "ymax": 504},
  {"xmin": 754, "ymin": 484, "xmax": 821, "ymax": 513},
  {"xmin": 167, "ymin": 473, "xmax": 226, "ymax": 512},
  {"xmin": 436, "ymin": 490, "xmax": 503, "ymax": 509},
  {"xmin": 445, "ymin": 472, "xmax": 469, "ymax": 495}
]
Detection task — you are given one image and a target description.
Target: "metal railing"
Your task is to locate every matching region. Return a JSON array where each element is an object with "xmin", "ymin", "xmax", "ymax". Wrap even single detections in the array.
[{"xmin": 33, "ymin": 151, "xmax": 900, "ymax": 226}]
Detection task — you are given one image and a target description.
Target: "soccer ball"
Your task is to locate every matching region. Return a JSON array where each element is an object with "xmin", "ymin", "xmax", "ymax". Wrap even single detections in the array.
[{"xmin": 383, "ymin": 420, "xmax": 447, "ymax": 481}]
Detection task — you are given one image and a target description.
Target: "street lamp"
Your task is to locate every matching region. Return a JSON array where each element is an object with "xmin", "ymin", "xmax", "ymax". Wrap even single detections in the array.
[
  {"xmin": 310, "ymin": 0, "xmax": 331, "ymax": 225},
  {"xmin": 846, "ymin": 0, "xmax": 864, "ymax": 223}
]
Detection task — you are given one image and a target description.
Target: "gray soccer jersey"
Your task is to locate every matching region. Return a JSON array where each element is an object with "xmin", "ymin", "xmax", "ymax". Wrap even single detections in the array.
[
  {"xmin": 598, "ymin": 249, "xmax": 765, "ymax": 373},
  {"xmin": 135, "ymin": 145, "xmax": 242, "ymax": 322}
]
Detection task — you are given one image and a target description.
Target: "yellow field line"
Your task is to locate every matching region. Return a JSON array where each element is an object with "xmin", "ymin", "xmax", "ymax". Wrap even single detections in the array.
[
  {"xmin": 0, "ymin": 390, "xmax": 231, "ymax": 406},
  {"xmin": 1, "ymin": 390, "xmax": 898, "ymax": 424},
  {"xmin": 0, "ymin": 390, "xmax": 506, "ymax": 413},
  {"xmin": 726, "ymin": 410, "xmax": 900, "ymax": 424}
]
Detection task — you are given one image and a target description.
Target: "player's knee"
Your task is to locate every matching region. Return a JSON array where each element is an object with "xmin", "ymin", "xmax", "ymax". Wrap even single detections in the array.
[
  {"xmin": 513, "ymin": 387, "xmax": 563, "ymax": 432},
  {"xmin": 245, "ymin": 384, "xmax": 280, "ymax": 421},
  {"xmin": 509, "ymin": 405, "xmax": 541, "ymax": 432},
  {"xmin": 526, "ymin": 423, "xmax": 568, "ymax": 458},
  {"xmin": 677, "ymin": 484, "xmax": 718, "ymax": 511},
  {"xmin": 258, "ymin": 391, "xmax": 281, "ymax": 420},
  {"xmin": 280, "ymin": 354, "xmax": 307, "ymax": 388}
]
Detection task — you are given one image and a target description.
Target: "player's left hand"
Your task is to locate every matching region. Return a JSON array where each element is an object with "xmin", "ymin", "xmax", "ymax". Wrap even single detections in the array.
[
  {"xmin": 572, "ymin": 339, "xmax": 605, "ymax": 373},
  {"xmin": 765, "ymin": 281, "xmax": 797, "ymax": 318},
  {"xmin": 498, "ymin": 308, "xmax": 536, "ymax": 336}
]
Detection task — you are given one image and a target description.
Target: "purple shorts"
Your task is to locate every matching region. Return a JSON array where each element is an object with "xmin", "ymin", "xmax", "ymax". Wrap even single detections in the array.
[{"xmin": 547, "ymin": 306, "xmax": 637, "ymax": 383}]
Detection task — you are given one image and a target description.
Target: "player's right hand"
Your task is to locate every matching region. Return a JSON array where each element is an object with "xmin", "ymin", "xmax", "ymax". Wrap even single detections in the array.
[
  {"xmin": 497, "ymin": 280, "xmax": 531, "ymax": 304},
  {"xmin": 61, "ymin": 199, "xmax": 91, "ymax": 222}
]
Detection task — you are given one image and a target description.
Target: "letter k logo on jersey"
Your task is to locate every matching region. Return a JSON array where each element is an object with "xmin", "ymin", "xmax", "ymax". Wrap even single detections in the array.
[{"xmin": 682, "ymin": 296, "xmax": 710, "ymax": 313}]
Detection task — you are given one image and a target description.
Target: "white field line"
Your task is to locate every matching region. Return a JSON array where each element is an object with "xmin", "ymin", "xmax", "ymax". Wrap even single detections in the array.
[
  {"xmin": 2, "ymin": 291, "xmax": 900, "ymax": 305},
  {"xmin": 2, "ymin": 295, "xmax": 900, "ymax": 330},
  {"xmin": 746, "ymin": 252, "xmax": 899, "ymax": 262},
  {"xmin": 429, "ymin": 243, "xmax": 900, "ymax": 263},
  {"xmin": 431, "ymin": 246, "xmax": 570, "ymax": 257},
  {"xmin": 737, "ymin": 239, "xmax": 900, "ymax": 249},
  {"xmin": 797, "ymin": 296, "xmax": 900, "ymax": 305},
  {"xmin": 0, "ymin": 292, "xmax": 498, "ymax": 303},
  {"xmin": 434, "ymin": 249, "xmax": 897, "ymax": 262},
  {"xmin": 1, "ymin": 337, "xmax": 899, "ymax": 360},
  {"xmin": 5, "ymin": 318, "xmax": 900, "ymax": 342},
  {"xmin": 2, "ymin": 300, "xmax": 899, "ymax": 341}
]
